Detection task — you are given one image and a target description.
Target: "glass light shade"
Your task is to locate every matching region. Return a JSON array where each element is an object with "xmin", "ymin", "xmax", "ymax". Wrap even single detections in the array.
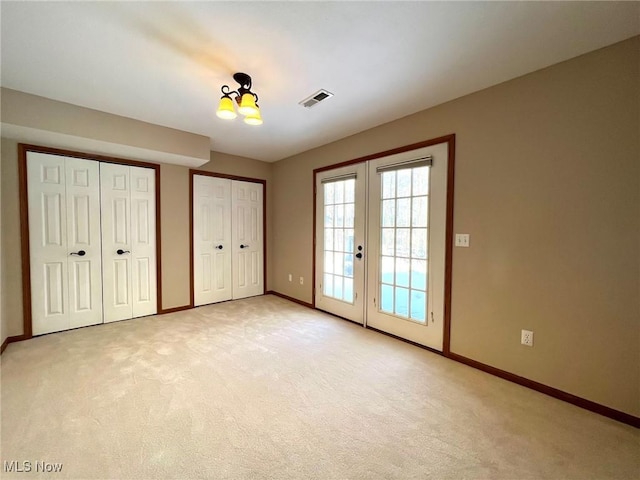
[
  {"xmin": 216, "ymin": 96, "xmax": 237, "ymax": 119},
  {"xmin": 238, "ymin": 93, "xmax": 258, "ymax": 116},
  {"xmin": 244, "ymin": 108, "xmax": 263, "ymax": 126}
]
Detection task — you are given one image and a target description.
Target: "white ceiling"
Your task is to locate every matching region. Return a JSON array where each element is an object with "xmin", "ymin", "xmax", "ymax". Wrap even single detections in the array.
[{"xmin": 1, "ymin": 2, "xmax": 638, "ymax": 163}]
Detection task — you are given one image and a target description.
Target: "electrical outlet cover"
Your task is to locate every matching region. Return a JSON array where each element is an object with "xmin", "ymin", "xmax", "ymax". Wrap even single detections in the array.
[{"xmin": 521, "ymin": 329, "xmax": 534, "ymax": 347}]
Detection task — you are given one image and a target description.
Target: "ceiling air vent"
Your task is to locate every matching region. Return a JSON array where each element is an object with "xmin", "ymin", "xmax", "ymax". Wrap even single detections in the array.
[{"xmin": 299, "ymin": 89, "xmax": 334, "ymax": 108}]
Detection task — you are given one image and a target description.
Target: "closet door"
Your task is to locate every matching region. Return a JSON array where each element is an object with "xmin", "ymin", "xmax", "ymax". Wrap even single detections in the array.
[
  {"xmin": 27, "ymin": 152, "xmax": 102, "ymax": 335},
  {"xmin": 65, "ymin": 157, "xmax": 104, "ymax": 329},
  {"xmin": 130, "ymin": 167, "xmax": 157, "ymax": 318},
  {"xmin": 101, "ymin": 163, "xmax": 133, "ymax": 323},
  {"xmin": 101, "ymin": 163, "xmax": 157, "ymax": 323},
  {"xmin": 193, "ymin": 175, "xmax": 232, "ymax": 306},
  {"xmin": 231, "ymin": 181, "xmax": 264, "ymax": 299}
]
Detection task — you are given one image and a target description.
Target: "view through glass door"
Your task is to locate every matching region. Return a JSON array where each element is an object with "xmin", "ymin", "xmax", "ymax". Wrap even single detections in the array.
[{"xmin": 314, "ymin": 143, "xmax": 449, "ymax": 350}]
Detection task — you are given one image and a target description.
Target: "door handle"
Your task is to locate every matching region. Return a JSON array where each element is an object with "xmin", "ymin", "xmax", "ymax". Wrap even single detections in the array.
[
  {"xmin": 356, "ymin": 252, "xmax": 363, "ymax": 259},
  {"xmin": 117, "ymin": 249, "xmax": 131, "ymax": 255},
  {"xmin": 240, "ymin": 244, "xmax": 249, "ymax": 249},
  {"xmin": 216, "ymin": 245, "xmax": 223, "ymax": 250},
  {"xmin": 70, "ymin": 250, "xmax": 86, "ymax": 256}
]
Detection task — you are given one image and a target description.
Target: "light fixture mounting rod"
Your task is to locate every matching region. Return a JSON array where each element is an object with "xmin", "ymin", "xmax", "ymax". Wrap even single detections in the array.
[{"xmin": 233, "ymin": 72, "xmax": 252, "ymax": 90}]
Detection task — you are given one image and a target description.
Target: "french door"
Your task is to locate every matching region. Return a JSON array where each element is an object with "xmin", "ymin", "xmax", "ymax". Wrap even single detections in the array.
[
  {"xmin": 315, "ymin": 163, "xmax": 367, "ymax": 323},
  {"xmin": 366, "ymin": 143, "xmax": 448, "ymax": 349},
  {"xmin": 315, "ymin": 143, "xmax": 449, "ymax": 350}
]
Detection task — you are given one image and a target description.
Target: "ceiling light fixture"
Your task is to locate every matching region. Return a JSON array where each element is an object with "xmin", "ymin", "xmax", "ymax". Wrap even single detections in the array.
[{"xmin": 216, "ymin": 72, "xmax": 262, "ymax": 125}]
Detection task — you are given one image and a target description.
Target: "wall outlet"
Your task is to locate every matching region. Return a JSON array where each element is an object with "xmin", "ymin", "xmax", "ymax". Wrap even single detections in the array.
[
  {"xmin": 521, "ymin": 329, "xmax": 534, "ymax": 347},
  {"xmin": 455, "ymin": 233, "xmax": 470, "ymax": 247},
  {"xmin": 288, "ymin": 274, "xmax": 292, "ymax": 282},
  {"xmin": 299, "ymin": 276, "xmax": 304, "ymax": 285}
]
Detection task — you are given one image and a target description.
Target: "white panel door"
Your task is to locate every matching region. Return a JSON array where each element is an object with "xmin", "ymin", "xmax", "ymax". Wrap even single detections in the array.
[
  {"xmin": 231, "ymin": 181, "xmax": 264, "ymax": 300},
  {"xmin": 27, "ymin": 152, "xmax": 102, "ymax": 335},
  {"xmin": 314, "ymin": 163, "xmax": 367, "ymax": 324},
  {"xmin": 193, "ymin": 175, "xmax": 233, "ymax": 306},
  {"xmin": 28, "ymin": 153, "xmax": 69, "ymax": 335},
  {"xmin": 101, "ymin": 163, "xmax": 133, "ymax": 323},
  {"xmin": 65, "ymin": 157, "xmax": 104, "ymax": 329},
  {"xmin": 130, "ymin": 167, "xmax": 157, "ymax": 318},
  {"xmin": 101, "ymin": 163, "xmax": 157, "ymax": 323}
]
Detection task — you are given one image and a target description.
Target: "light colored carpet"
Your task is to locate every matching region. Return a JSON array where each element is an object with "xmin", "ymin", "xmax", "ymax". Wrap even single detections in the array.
[{"xmin": 1, "ymin": 295, "xmax": 638, "ymax": 479}]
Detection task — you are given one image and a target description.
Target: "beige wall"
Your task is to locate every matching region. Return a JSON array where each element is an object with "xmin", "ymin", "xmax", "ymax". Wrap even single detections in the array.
[
  {"xmin": 1, "ymin": 88, "xmax": 210, "ymax": 163},
  {"xmin": 1, "ymin": 139, "xmax": 22, "ymax": 345},
  {"xmin": 159, "ymin": 163, "xmax": 191, "ymax": 309},
  {"xmin": 0, "ymin": 142, "xmax": 272, "ymax": 337},
  {"xmin": 270, "ymin": 37, "xmax": 640, "ymax": 416}
]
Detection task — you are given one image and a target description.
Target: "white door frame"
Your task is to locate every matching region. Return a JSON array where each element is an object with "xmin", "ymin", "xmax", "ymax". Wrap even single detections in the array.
[
  {"xmin": 312, "ymin": 136, "xmax": 455, "ymax": 353},
  {"xmin": 189, "ymin": 170, "xmax": 267, "ymax": 307},
  {"xmin": 18, "ymin": 144, "xmax": 162, "ymax": 338}
]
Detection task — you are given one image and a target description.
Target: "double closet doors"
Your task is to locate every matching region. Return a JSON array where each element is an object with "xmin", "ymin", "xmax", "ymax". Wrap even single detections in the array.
[
  {"xmin": 193, "ymin": 175, "xmax": 264, "ymax": 306},
  {"xmin": 315, "ymin": 143, "xmax": 449, "ymax": 351},
  {"xmin": 27, "ymin": 151, "xmax": 157, "ymax": 336}
]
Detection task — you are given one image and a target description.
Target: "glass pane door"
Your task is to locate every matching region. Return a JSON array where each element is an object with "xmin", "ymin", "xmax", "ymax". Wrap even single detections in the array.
[
  {"xmin": 366, "ymin": 143, "xmax": 448, "ymax": 350},
  {"xmin": 315, "ymin": 163, "xmax": 366, "ymax": 323}
]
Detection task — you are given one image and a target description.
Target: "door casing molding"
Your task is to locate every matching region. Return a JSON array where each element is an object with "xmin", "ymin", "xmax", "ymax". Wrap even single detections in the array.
[
  {"xmin": 312, "ymin": 134, "xmax": 456, "ymax": 355},
  {"xmin": 18, "ymin": 143, "xmax": 162, "ymax": 339}
]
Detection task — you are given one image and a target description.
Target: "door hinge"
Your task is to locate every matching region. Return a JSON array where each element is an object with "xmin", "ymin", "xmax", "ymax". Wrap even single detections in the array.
[{"xmin": 431, "ymin": 312, "xmax": 435, "ymax": 324}]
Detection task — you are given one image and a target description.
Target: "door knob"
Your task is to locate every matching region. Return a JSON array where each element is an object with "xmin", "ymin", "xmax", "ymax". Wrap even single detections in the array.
[
  {"xmin": 70, "ymin": 250, "xmax": 86, "ymax": 256},
  {"xmin": 216, "ymin": 245, "xmax": 223, "ymax": 250},
  {"xmin": 356, "ymin": 252, "xmax": 363, "ymax": 259},
  {"xmin": 117, "ymin": 249, "xmax": 131, "ymax": 255},
  {"xmin": 240, "ymin": 244, "xmax": 249, "ymax": 249}
]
